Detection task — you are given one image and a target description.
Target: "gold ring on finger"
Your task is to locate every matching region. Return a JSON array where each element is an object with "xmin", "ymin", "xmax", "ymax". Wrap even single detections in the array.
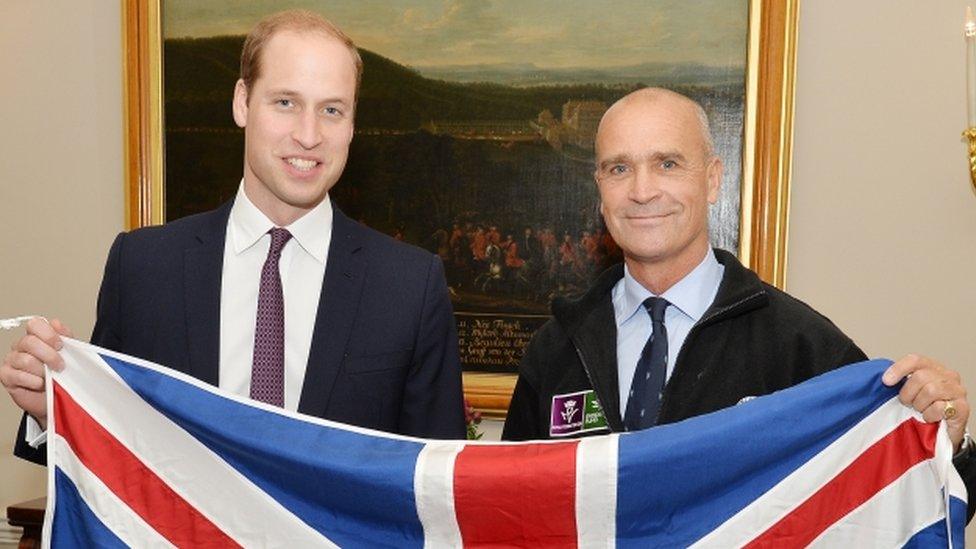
[{"xmin": 944, "ymin": 400, "xmax": 958, "ymax": 420}]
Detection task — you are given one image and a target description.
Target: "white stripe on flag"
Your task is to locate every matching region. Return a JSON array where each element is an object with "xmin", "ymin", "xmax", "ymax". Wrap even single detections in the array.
[
  {"xmin": 935, "ymin": 421, "xmax": 967, "ymax": 549},
  {"xmin": 415, "ymin": 441, "xmax": 465, "ymax": 548},
  {"xmin": 935, "ymin": 432, "xmax": 969, "ymax": 506},
  {"xmin": 54, "ymin": 340, "xmax": 335, "ymax": 548},
  {"xmin": 690, "ymin": 398, "xmax": 917, "ymax": 548},
  {"xmin": 53, "ymin": 435, "xmax": 174, "ymax": 548},
  {"xmin": 576, "ymin": 434, "xmax": 618, "ymax": 548},
  {"xmin": 808, "ymin": 460, "xmax": 944, "ymax": 547}
]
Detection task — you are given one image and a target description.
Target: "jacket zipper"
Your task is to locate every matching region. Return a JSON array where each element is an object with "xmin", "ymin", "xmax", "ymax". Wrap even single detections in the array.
[
  {"xmin": 569, "ymin": 335, "xmax": 610, "ymax": 432},
  {"xmin": 657, "ymin": 290, "xmax": 766, "ymax": 422}
]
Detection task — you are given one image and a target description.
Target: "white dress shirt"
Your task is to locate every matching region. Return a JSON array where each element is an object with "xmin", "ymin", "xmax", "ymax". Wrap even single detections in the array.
[
  {"xmin": 220, "ymin": 183, "xmax": 332, "ymax": 411},
  {"xmin": 612, "ymin": 249, "xmax": 725, "ymax": 419},
  {"xmin": 26, "ymin": 183, "xmax": 333, "ymax": 445}
]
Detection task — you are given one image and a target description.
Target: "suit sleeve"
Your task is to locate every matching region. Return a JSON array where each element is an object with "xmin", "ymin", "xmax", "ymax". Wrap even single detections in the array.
[
  {"xmin": 13, "ymin": 233, "xmax": 126, "ymax": 465},
  {"xmin": 397, "ymin": 255, "xmax": 466, "ymax": 439},
  {"xmin": 952, "ymin": 446, "xmax": 976, "ymax": 522},
  {"xmin": 90, "ymin": 232, "xmax": 126, "ymax": 350},
  {"xmin": 12, "ymin": 414, "xmax": 46, "ymax": 465}
]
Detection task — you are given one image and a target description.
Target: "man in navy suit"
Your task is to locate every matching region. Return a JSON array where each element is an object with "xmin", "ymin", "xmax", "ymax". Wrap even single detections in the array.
[{"xmin": 2, "ymin": 10, "xmax": 466, "ymax": 462}]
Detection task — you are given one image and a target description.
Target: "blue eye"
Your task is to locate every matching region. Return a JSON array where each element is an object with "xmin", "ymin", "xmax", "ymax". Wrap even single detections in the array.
[
  {"xmin": 276, "ymin": 99, "xmax": 293, "ymax": 108},
  {"xmin": 661, "ymin": 160, "xmax": 677, "ymax": 170},
  {"xmin": 324, "ymin": 106, "xmax": 342, "ymax": 116},
  {"xmin": 609, "ymin": 165, "xmax": 628, "ymax": 175}
]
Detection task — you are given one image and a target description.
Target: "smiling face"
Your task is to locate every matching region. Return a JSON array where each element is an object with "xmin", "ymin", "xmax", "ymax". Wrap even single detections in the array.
[
  {"xmin": 232, "ymin": 30, "xmax": 357, "ymax": 226},
  {"xmin": 594, "ymin": 90, "xmax": 722, "ymax": 280}
]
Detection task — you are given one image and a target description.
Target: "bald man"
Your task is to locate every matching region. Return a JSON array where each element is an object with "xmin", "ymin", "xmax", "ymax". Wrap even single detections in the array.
[{"xmin": 502, "ymin": 87, "xmax": 976, "ymax": 518}]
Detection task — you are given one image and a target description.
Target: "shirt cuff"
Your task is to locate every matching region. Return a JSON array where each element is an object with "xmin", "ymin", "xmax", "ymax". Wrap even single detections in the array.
[{"xmin": 24, "ymin": 415, "xmax": 47, "ymax": 448}]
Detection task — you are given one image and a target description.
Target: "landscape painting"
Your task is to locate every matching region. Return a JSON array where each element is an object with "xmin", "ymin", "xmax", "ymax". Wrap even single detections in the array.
[{"xmin": 159, "ymin": 0, "xmax": 750, "ymax": 411}]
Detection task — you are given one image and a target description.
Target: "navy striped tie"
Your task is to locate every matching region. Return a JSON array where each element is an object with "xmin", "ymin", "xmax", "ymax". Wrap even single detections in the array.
[{"xmin": 624, "ymin": 297, "xmax": 670, "ymax": 431}]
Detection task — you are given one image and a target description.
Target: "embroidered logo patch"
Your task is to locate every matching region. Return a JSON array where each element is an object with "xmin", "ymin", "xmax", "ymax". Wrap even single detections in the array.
[{"xmin": 549, "ymin": 390, "xmax": 609, "ymax": 437}]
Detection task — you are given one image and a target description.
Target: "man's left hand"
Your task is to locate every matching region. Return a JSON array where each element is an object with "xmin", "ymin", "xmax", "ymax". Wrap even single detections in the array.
[{"xmin": 882, "ymin": 354, "xmax": 969, "ymax": 453}]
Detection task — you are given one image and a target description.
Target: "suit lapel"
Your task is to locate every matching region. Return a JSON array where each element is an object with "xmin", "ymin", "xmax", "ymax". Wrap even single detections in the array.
[
  {"xmin": 298, "ymin": 205, "xmax": 366, "ymax": 416},
  {"xmin": 183, "ymin": 202, "xmax": 231, "ymax": 386}
]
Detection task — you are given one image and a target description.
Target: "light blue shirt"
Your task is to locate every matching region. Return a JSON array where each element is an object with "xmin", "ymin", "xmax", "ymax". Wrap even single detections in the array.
[{"xmin": 612, "ymin": 250, "xmax": 725, "ymax": 419}]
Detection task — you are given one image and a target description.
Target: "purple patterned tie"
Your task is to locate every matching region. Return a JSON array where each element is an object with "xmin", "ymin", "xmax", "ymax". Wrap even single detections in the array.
[{"xmin": 250, "ymin": 227, "xmax": 292, "ymax": 407}]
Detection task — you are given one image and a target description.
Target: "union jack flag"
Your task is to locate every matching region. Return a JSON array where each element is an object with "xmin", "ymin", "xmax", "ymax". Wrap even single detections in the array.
[{"xmin": 44, "ymin": 339, "xmax": 966, "ymax": 547}]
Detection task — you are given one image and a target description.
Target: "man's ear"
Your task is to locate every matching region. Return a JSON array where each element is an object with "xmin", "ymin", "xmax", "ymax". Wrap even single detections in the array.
[
  {"xmin": 706, "ymin": 156, "xmax": 723, "ymax": 204},
  {"xmin": 232, "ymin": 79, "xmax": 249, "ymax": 128}
]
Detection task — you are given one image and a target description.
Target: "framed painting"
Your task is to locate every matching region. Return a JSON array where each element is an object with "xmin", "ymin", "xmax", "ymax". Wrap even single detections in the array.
[{"xmin": 124, "ymin": 0, "xmax": 798, "ymax": 417}]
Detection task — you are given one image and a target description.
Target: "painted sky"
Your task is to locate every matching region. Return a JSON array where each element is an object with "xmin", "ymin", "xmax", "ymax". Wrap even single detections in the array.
[{"xmin": 163, "ymin": 0, "xmax": 748, "ymax": 69}]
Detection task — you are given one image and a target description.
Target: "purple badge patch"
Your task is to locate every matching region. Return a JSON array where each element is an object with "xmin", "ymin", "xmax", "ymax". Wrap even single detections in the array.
[{"xmin": 549, "ymin": 391, "xmax": 586, "ymax": 436}]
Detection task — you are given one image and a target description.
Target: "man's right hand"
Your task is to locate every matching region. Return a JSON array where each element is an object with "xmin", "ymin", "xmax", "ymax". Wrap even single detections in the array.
[{"xmin": 1, "ymin": 317, "xmax": 72, "ymax": 429}]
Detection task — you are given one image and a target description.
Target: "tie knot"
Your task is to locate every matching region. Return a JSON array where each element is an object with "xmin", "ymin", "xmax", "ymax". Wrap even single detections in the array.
[
  {"xmin": 642, "ymin": 296, "xmax": 669, "ymax": 323},
  {"xmin": 268, "ymin": 228, "xmax": 292, "ymax": 256}
]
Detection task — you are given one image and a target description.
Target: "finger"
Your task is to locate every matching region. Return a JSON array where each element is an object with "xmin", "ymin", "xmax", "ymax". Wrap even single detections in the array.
[
  {"xmin": 0, "ymin": 367, "xmax": 46, "ymax": 392},
  {"xmin": 15, "ymin": 356, "xmax": 46, "ymax": 380},
  {"xmin": 25, "ymin": 317, "xmax": 64, "ymax": 352},
  {"xmin": 15, "ymin": 334, "xmax": 65, "ymax": 371},
  {"xmin": 4, "ymin": 350, "xmax": 46, "ymax": 379},
  {"xmin": 895, "ymin": 367, "xmax": 938, "ymax": 406},
  {"xmin": 50, "ymin": 318, "xmax": 74, "ymax": 338},
  {"xmin": 900, "ymin": 374, "xmax": 960, "ymax": 411},
  {"xmin": 1, "ymin": 357, "xmax": 45, "ymax": 391},
  {"xmin": 0, "ymin": 361, "xmax": 14, "ymax": 388},
  {"xmin": 946, "ymin": 400, "xmax": 971, "ymax": 440},
  {"xmin": 921, "ymin": 399, "xmax": 969, "ymax": 450},
  {"xmin": 920, "ymin": 400, "xmax": 952, "ymax": 424},
  {"xmin": 915, "ymin": 396, "xmax": 969, "ymax": 423},
  {"xmin": 882, "ymin": 355, "xmax": 924, "ymax": 386}
]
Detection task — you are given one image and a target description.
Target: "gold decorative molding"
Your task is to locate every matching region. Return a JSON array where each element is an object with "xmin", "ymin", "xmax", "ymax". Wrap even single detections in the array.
[
  {"xmin": 122, "ymin": 0, "xmax": 165, "ymax": 229},
  {"xmin": 740, "ymin": 0, "xmax": 799, "ymax": 290},
  {"xmin": 463, "ymin": 373, "xmax": 518, "ymax": 419}
]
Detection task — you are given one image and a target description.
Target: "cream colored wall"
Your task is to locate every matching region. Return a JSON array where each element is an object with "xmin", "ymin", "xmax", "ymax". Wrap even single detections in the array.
[
  {"xmin": 0, "ymin": 0, "xmax": 123, "ymax": 519},
  {"xmin": 791, "ymin": 3, "xmax": 976, "ymax": 411},
  {"xmin": 789, "ymin": 0, "xmax": 976, "ymax": 535}
]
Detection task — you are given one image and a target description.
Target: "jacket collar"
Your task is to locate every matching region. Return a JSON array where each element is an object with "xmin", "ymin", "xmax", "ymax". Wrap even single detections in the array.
[
  {"xmin": 551, "ymin": 249, "xmax": 768, "ymax": 338},
  {"xmin": 547, "ymin": 248, "xmax": 768, "ymax": 432},
  {"xmin": 700, "ymin": 249, "xmax": 768, "ymax": 325}
]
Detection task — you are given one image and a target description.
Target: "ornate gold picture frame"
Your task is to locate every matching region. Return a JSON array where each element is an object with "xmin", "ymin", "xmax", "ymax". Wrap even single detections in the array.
[{"xmin": 123, "ymin": 0, "xmax": 799, "ymax": 417}]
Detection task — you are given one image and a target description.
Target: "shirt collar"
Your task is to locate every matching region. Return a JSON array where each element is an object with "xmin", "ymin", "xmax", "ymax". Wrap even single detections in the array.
[
  {"xmin": 228, "ymin": 181, "xmax": 333, "ymax": 264},
  {"xmin": 613, "ymin": 249, "xmax": 724, "ymax": 327}
]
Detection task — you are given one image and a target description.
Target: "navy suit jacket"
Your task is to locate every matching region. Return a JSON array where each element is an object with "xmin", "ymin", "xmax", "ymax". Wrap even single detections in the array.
[{"xmin": 16, "ymin": 200, "xmax": 465, "ymax": 462}]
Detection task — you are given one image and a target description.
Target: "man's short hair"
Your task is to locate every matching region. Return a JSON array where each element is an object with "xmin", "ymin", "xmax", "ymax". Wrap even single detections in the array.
[{"xmin": 239, "ymin": 10, "xmax": 364, "ymax": 100}]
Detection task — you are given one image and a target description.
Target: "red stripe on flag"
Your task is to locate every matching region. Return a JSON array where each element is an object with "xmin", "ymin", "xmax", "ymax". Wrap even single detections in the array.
[
  {"xmin": 454, "ymin": 441, "xmax": 580, "ymax": 548},
  {"xmin": 53, "ymin": 382, "xmax": 239, "ymax": 547},
  {"xmin": 745, "ymin": 418, "xmax": 938, "ymax": 548}
]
